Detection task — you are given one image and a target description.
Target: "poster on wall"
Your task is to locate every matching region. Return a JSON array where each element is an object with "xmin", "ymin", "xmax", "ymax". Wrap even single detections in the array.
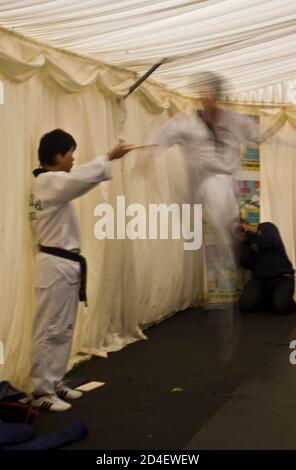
[{"xmin": 205, "ymin": 113, "xmax": 260, "ymax": 303}]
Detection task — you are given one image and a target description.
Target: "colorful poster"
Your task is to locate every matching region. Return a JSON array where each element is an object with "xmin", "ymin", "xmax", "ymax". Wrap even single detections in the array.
[
  {"xmin": 240, "ymin": 144, "xmax": 260, "ymax": 172},
  {"xmin": 205, "ymin": 113, "xmax": 260, "ymax": 303},
  {"xmin": 239, "ymin": 114, "xmax": 260, "ymax": 172},
  {"xmin": 204, "ymin": 231, "xmax": 244, "ymax": 303},
  {"xmin": 236, "ymin": 179, "xmax": 260, "ymax": 226}
]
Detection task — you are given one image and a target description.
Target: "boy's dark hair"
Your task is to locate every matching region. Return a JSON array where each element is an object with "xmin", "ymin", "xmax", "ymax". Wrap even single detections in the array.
[{"xmin": 38, "ymin": 129, "xmax": 77, "ymax": 166}]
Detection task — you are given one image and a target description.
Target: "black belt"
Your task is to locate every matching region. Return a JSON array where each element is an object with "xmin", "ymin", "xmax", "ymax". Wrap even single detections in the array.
[{"xmin": 39, "ymin": 245, "xmax": 88, "ymax": 306}]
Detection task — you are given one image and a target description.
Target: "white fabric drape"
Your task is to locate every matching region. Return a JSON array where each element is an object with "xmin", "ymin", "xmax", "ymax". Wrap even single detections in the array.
[
  {"xmin": 0, "ymin": 0, "xmax": 296, "ymax": 102},
  {"xmin": 261, "ymin": 118, "xmax": 296, "ymax": 264}
]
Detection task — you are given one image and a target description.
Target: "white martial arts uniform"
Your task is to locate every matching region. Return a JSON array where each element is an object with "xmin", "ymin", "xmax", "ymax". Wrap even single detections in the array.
[
  {"xmin": 156, "ymin": 109, "xmax": 258, "ymax": 286},
  {"xmin": 30, "ymin": 155, "xmax": 111, "ymax": 396}
]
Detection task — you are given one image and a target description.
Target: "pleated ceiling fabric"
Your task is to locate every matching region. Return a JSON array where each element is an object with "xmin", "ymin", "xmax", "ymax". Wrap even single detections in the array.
[{"xmin": 0, "ymin": 0, "xmax": 296, "ymax": 102}]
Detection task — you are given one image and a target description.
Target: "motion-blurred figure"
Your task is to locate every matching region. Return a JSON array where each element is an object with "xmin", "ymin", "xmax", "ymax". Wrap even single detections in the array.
[{"xmin": 155, "ymin": 72, "xmax": 258, "ymax": 292}]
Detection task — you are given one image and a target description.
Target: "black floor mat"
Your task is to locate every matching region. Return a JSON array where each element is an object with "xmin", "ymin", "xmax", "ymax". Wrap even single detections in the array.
[{"xmin": 33, "ymin": 308, "xmax": 296, "ymax": 449}]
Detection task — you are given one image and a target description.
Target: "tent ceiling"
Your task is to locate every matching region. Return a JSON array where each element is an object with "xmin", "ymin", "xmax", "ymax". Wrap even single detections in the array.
[{"xmin": 1, "ymin": 0, "xmax": 296, "ymax": 102}]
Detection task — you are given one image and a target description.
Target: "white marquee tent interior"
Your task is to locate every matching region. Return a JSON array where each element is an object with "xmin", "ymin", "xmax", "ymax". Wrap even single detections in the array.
[{"xmin": 0, "ymin": 0, "xmax": 296, "ymax": 389}]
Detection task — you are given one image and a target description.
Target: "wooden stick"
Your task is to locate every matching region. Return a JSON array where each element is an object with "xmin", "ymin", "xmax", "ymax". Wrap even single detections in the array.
[
  {"xmin": 130, "ymin": 144, "xmax": 159, "ymax": 150},
  {"xmin": 125, "ymin": 59, "xmax": 167, "ymax": 98}
]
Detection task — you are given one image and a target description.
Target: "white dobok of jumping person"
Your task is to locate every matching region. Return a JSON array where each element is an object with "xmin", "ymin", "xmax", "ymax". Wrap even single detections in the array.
[
  {"xmin": 30, "ymin": 129, "xmax": 134, "ymax": 412},
  {"xmin": 154, "ymin": 72, "xmax": 261, "ymax": 291}
]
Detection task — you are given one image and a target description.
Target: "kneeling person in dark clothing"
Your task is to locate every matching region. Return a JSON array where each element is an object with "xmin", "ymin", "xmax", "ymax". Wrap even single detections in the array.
[{"xmin": 237, "ymin": 221, "xmax": 295, "ymax": 314}]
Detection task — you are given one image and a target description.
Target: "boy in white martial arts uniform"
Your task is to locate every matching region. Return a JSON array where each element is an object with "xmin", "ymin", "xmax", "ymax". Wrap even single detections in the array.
[{"xmin": 30, "ymin": 129, "xmax": 133, "ymax": 411}]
